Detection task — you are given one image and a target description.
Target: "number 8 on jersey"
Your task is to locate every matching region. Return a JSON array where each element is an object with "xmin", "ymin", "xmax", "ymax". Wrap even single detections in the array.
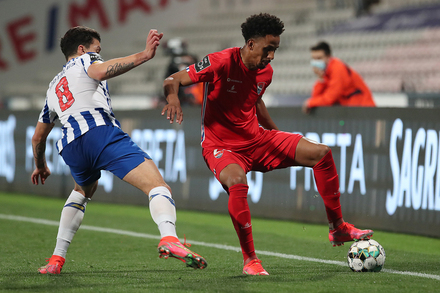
[{"xmin": 56, "ymin": 77, "xmax": 75, "ymax": 112}]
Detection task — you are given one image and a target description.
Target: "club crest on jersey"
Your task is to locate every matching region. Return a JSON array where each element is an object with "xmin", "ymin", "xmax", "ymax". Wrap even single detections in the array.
[
  {"xmin": 257, "ymin": 82, "xmax": 266, "ymax": 95},
  {"xmin": 213, "ymin": 149, "xmax": 224, "ymax": 159},
  {"xmin": 195, "ymin": 56, "xmax": 211, "ymax": 72}
]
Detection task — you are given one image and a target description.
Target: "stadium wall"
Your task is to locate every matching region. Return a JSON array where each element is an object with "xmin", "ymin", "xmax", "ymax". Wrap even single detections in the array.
[
  {"xmin": 1, "ymin": 107, "xmax": 439, "ymax": 238},
  {"xmin": 0, "ymin": 0, "xmax": 198, "ymax": 85}
]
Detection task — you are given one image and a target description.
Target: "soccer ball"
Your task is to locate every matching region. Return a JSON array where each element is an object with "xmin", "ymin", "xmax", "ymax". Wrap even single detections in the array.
[{"xmin": 347, "ymin": 239, "xmax": 386, "ymax": 272}]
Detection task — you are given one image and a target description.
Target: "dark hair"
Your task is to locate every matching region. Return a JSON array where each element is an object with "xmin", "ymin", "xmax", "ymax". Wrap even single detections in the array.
[
  {"xmin": 60, "ymin": 26, "xmax": 101, "ymax": 60},
  {"xmin": 241, "ymin": 13, "xmax": 284, "ymax": 42},
  {"xmin": 310, "ymin": 41, "xmax": 332, "ymax": 56}
]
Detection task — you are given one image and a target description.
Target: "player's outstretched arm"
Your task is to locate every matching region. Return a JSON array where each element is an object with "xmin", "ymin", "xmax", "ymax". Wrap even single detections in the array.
[
  {"xmin": 256, "ymin": 98, "xmax": 279, "ymax": 130},
  {"xmin": 162, "ymin": 70, "xmax": 194, "ymax": 124},
  {"xmin": 88, "ymin": 29, "xmax": 163, "ymax": 81},
  {"xmin": 31, "ymin": 122, "xmax": 55, "ymax": 185}
]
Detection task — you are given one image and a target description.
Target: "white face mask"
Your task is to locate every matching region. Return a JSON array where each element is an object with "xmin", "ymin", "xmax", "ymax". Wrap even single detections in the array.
[{"xmin": 310, "ymin": 59, "xmax": 326, "ymax": 70}]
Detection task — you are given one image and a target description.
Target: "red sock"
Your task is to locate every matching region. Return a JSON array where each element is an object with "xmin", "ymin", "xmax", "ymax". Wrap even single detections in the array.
[
  {"xmin": 228, "ymin": 183, "xmax": 256, "ymax": 262},
  {"xmin": 313, "ymin": 149, "xmax": 343, "ymax": 224}
]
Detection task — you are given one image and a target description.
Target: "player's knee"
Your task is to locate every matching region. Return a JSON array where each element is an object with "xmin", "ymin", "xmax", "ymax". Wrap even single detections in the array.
[
  {"xmin": 312, "ymin": 144, "xmax": 331, "ymax": 166},
  {"xmin": 227, "ymin": 175, "xmax": 247, "ymax": 187},
  {"xmin": 148, "ymin": 183, "xmax": 172, "ymax": 195},
  {"xmin": 73, "ymin": 181, "xmax": 97, "ymax": 199},
  {"xmin": 163, "ymin": 184, "xmax": 172, "ymax": 195},
  {"xmin": 318, "ymin": 145, "xmax": 331, "ymax": 159}
]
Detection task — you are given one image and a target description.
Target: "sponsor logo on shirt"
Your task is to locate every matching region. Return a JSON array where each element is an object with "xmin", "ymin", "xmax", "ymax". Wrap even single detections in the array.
[
  {"xmin": 227, "ymin": 85, "xmax": 237, "ymax": 93},
  {"xmin": 195, "ymin": 56, "xmax": 211, "ymax": 72},
  {"xmin": 227, "ymin": 78, "xmax": 243, "ymax": 83},
  {"xmin": 257, "ymin": 82, "xmax": 266, "ymax": 95}
]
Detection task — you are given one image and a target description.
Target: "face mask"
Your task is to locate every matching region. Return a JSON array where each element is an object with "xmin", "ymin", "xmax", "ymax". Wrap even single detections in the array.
[{"xmin": 310, "ymin": 59, "xmax": 326, "ymax": 70}]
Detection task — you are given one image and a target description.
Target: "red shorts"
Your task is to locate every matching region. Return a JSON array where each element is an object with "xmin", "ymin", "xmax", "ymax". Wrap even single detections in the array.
[{"xmin": 202, "ymin": 130, "xmax": 303, "ymax": 181}]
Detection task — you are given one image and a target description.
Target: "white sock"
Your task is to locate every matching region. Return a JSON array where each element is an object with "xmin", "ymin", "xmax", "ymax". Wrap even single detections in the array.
[
  {"xmin": 53, "ymin": 190, "xmax": 89, "ymax": 258},
  {"xmin": 148, "ymin": 186, "xmax": 178, "ymax": 239}
]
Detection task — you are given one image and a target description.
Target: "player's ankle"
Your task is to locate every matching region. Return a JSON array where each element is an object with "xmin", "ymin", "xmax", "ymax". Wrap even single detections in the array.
[
  {"xmin": 243, "ymin": 255, "xmax": 258, "ymax": 266},
  {"xmin": 160, "ymin": 236, "xmax": 179, "ymax": 243},
  {"xmin": 329, "ymin": 218, "xmax": 344, "ymax": 230}
]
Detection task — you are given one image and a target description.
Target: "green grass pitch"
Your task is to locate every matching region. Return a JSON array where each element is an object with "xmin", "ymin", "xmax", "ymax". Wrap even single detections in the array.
[{"xmin": 0, "ymin": 192, "xmax": 439, "ymax": 292}]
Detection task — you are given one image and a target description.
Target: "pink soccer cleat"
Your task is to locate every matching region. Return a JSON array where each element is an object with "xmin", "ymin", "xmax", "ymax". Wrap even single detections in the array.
[
  {"xmin": 243, "ymin": 259, "xmax": 269, "ymax": 276},
  {"xmin": 38, "ymin": 255, "xmax": 65, "ymax": 274},
  {"xmin": 329, "ymin": 222, "xmax": 373, "ymax": 247},
  {"xmin": 158, "ymin": 236, "xmax": 207, "ymax": 269}
]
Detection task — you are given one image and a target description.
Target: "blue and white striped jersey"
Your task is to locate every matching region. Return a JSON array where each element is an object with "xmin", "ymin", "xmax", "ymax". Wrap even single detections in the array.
[{"xmin": 38, "ymin": 52, "xmax": 121, "ymax": 152}]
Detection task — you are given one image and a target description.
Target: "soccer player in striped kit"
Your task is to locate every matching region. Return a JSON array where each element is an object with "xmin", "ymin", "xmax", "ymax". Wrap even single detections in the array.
[
  {"xmin": 32, "ymin": 26, "xmax": 206, "ymax": 274},
  {"xmin": 162, "ymin": 13, "xmax": 373, "ymax": 275}
]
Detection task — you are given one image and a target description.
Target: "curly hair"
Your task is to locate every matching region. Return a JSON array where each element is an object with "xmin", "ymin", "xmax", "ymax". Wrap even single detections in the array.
[
  {"xmin": 60, "ymin": 26, "xmax": 101, "ymax": 60},
  {"xmin": 241, "ymin": 13, "xmax": 284, "ymax": 42}
]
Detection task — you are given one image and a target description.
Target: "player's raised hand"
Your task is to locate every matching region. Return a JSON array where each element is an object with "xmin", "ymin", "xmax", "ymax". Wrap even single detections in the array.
[
  {"xmin": 161, "ymin": 96, "xmax": 183, "ymax": 124},
  {"xmin": 145, "ymin": 29, "xmax": 164, "ymax": 60},
  {"xmin": 31, "ymin": 166, "xmax": 51, "ymax": 185}
]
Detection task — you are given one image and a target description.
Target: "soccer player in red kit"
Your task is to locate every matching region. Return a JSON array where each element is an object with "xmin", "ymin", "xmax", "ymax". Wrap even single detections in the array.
[{"xmin": 162, "ymin": 13, "xmax": 373, "ymax": 275}]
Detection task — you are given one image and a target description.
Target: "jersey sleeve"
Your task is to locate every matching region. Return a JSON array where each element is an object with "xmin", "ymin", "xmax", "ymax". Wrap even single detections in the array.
[
  {"xmin": 186, "ymin": 53, "xmax": 223, "ymax": 83},
  {"xmin": 38, "ymin": 99, "xmax": 58, "ymax": 124},
  {"xmin": 311, "ymin": 80, "xmax": 326, "ymax": 97},
  {"xmin": 81, "ymin": 52, "xmax": 104, "ymax": 74}
]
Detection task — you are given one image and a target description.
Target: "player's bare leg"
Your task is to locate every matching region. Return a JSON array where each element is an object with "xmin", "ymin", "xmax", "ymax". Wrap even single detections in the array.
[
  {"xmin": 123, "ymin": 159, "xmax": 207, "ymax": 269},
  {"xmin": 122, "ymin": 158, "xmax": 170, "ymax": 194},
  {"xmin": 294, "ymin": 137, "xmax": 373, "ymax": 246}
]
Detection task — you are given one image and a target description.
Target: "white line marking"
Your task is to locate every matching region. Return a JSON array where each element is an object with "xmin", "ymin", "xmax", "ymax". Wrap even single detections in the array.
[{"xmin": 1, "ymin": 213, "xmax": 439, "ymax": 281}]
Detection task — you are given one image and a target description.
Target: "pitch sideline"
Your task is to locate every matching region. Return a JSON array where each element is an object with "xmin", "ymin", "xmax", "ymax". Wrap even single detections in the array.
[{"xmin": 1, "ymin": 213, "xmax": 439, "ymax": 281}]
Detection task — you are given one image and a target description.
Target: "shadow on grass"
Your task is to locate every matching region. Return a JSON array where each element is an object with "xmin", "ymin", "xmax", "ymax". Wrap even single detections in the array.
[{"xmin": 0, "ymin": 269, "xmax": 182, "ymax": 290}]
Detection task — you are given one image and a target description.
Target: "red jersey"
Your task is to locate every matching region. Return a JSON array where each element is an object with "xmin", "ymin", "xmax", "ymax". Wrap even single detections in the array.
[{"xmin": 187, "ymin": 47, "xmax": 273, "ymax": 150}]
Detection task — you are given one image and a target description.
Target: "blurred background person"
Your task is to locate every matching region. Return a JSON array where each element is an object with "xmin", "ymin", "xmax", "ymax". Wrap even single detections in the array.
[
  {"xmin": 302, "ymin": 41, "xmax": 376, "ymax": 114},
  {"xmin": 355, "ymin": 0, "xmax": 381, "ymax": 17},
  {"xmin": 162, "ymin": 38, "xmax": 203, "ymax": 106}
]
